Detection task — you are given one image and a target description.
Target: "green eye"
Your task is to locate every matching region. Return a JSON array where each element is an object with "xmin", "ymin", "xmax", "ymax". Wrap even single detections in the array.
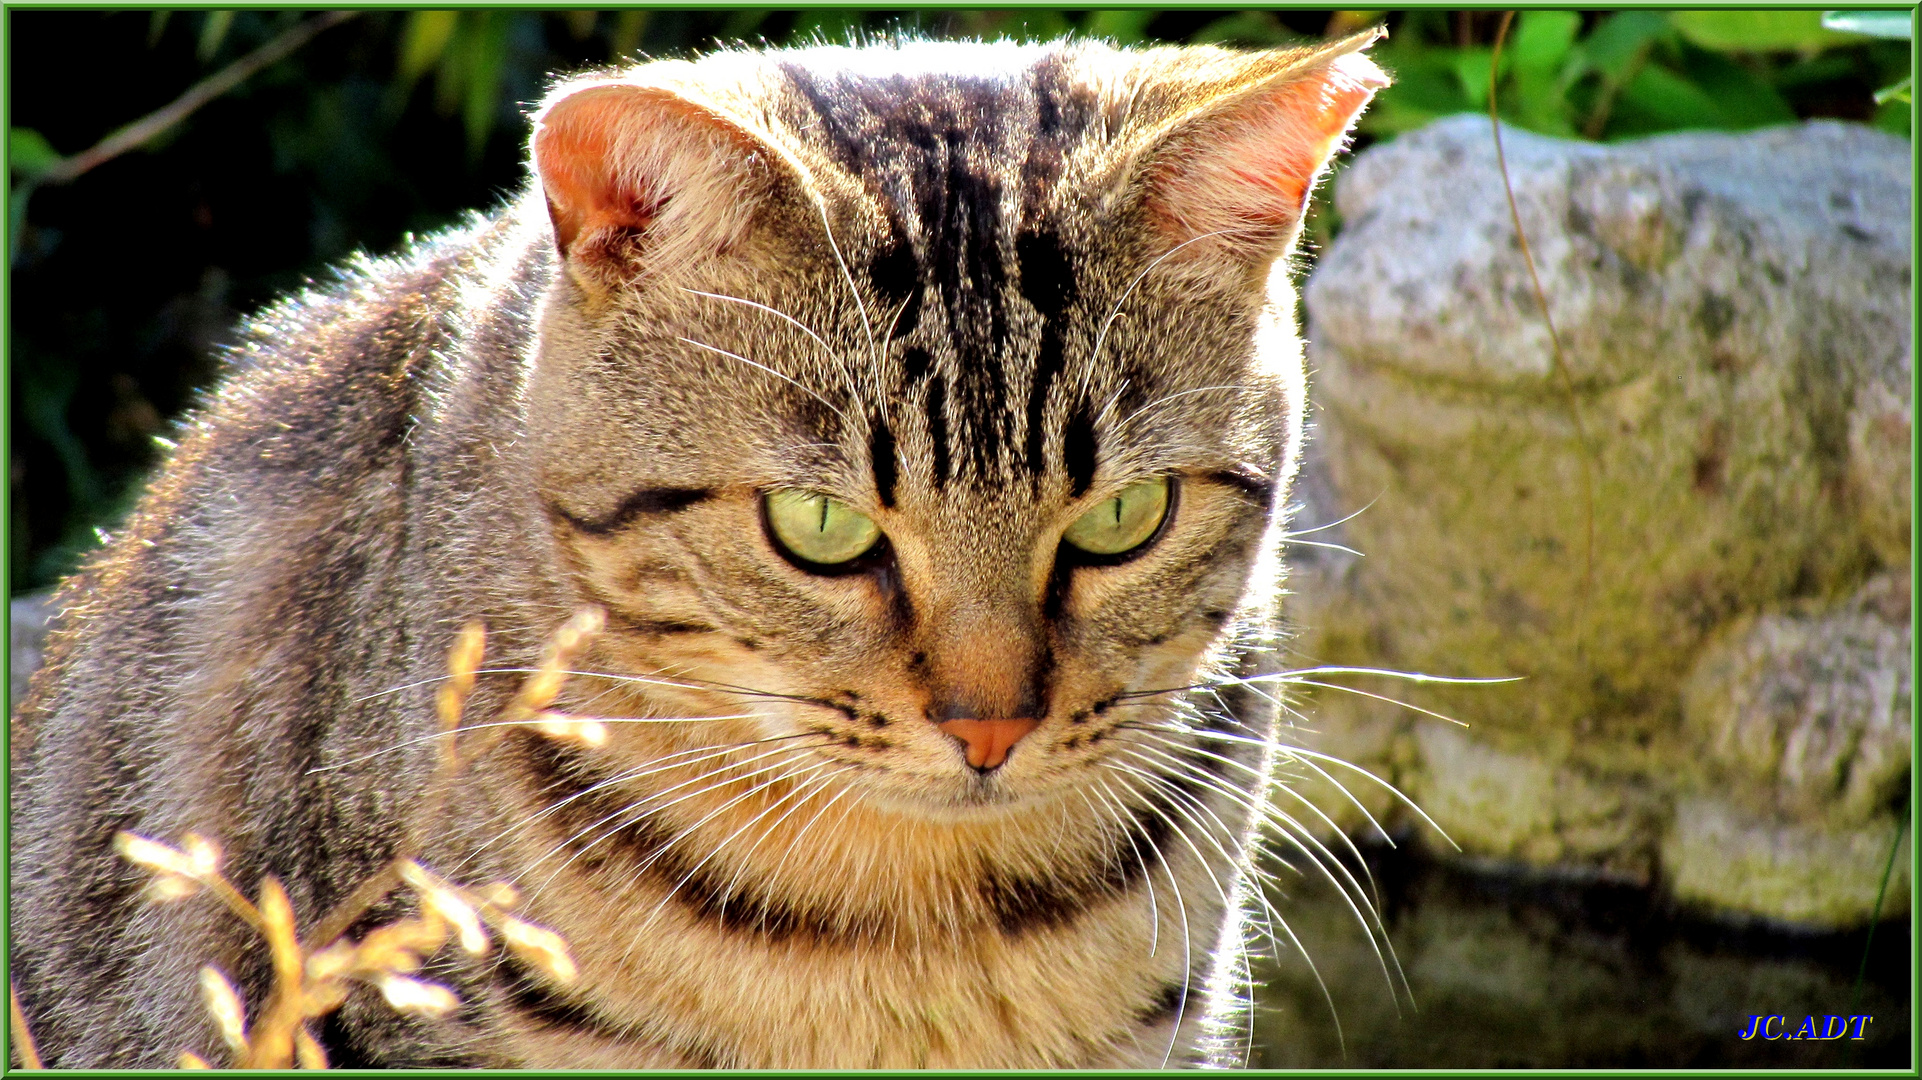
[
  {"xmin": 1062, "ymin": 477, "xmax": 1172, "ymax": 557},
  {"xmin": 764, "ymin": 490, "xmax": 882, "ymax": 566}
]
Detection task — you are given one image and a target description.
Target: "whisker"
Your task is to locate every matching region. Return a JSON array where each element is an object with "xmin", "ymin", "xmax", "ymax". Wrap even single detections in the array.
[
  {"xmin": 631, "ymin": 758, "xmax": 844, "ymax": 937},
  {"xmin": 1279, "ymin": 495, "xmax": 1381, "ymax": 540},
  {"xmin": 710, "ymin": 766, "xmax": 854, "ymax": 909},
  {"xmin": 452, "ymin": 732, "xmax": 823, "ymax": 874},
  {"xmin": 682, "ymin": 288, "xmax": 841, "ymax": 362},
  {"xmin": 306, "ymin": 712, "xmax": 762, "ymax": 774},
  {"xmin": 528, "ymin": 741, "xmax": 830, "ymax": 893},
  {"xmin": 1277, "ymin": 746, "xmax": 1459, "ymax": 852},
  {"xmin": 678, "ymin": 336, "xmax": 851, "ymax": 423},
  {"xmin": 1281, "ymin": 537, "xmax": 1366, "ymax": 557},
  {"xmin": 1094, "ymin": 775, "xmax": 1193, "ymax": 1068},
  {"xmin": 1275, "ymin": 679, "xmax": 1473, "ymax": 730},
  {"xmin": 1227, "ymin": 666, "xmax": 1522, "ymax": 687},
  {"xmin": 1112, "ymin": 724, "xmax": 1413, "ymax": 1012},
  {"xmin": 1078, "ymin": 786, "xmax": 1160, "ymax": 958},
  {"xmin": 1085, "ymin": 226, "xmax": 1251, "ymax": 395},
  {"xmin": 760, "ymin": 778, "xmax": 862, "ymax": 925},
  {"xmin": 1122, "ymin": 736, "xmax": 1393, "ymax": 929},
  {"xmin": 1117, "ymin": 383, "xmax": 1252, "ymax": 432},
  {"xmin": 809, "ymin": 197, "xmax": 879, "ymax": 381}
]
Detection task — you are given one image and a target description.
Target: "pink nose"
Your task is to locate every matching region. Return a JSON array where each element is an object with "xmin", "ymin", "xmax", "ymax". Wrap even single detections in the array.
[{"xmin": 937, "ymin": 717, "xmax": 1039, "ymax": 771}]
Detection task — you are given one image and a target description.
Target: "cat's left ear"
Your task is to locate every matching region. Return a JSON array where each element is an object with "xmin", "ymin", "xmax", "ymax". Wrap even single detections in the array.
[
  {"xmin": 1131, "ymin": 30, "xmax": 1389, "ymax": 262},
  {"xmin": 530, "ymin": 71, "xmax": 803, "ymax": 292}
]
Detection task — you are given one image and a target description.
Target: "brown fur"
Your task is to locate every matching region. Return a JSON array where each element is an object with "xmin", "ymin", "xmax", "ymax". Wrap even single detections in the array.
[{"xmin": 12, "ymin": 35, "xmax": 1384, "ymax": 1067}]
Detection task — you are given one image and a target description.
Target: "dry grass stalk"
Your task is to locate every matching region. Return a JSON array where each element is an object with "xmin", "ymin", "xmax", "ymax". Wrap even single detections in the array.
[
  {"xmin": 9, "ymin": 982, "xmax": 44, "ymax": 1068},
  {"xmin": 68, "ymin": 609, "xmax": 604, "ymax": 1069}
]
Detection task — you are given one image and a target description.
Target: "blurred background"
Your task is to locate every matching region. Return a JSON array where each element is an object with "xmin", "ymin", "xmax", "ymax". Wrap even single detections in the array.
[{"xmin": 8, "ymin": 8, "xmax": 1912, "ymax": 1068}]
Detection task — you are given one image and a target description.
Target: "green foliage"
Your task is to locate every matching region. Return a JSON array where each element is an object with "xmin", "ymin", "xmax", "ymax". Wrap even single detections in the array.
[
  {"xmin": 1669, "ymin": 10, "xmax": 1862, "ymax": 53},
  {"xmin": 1363, "ymin": 10, "xmax": 1909, "ymax": 142},
  {"xmin": 8, "ymin": 127, "xmax": 60, "ymax": 179}
]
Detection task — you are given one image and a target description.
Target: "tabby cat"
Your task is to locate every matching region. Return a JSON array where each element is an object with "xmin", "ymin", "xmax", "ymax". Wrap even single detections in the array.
[{"xmin": 12, "ymin": 32, "xmax": 1385, "ymax": 1068}]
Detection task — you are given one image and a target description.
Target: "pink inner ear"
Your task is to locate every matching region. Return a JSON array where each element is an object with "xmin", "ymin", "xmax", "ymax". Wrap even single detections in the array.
[
  {"xmin": 533, "ymin": 89, "xmax": 666, "ymax": 258},
  {"xmin": 1232, "ymin": 53, "xmax": 1387, "ymax": 220},
  {"xmin": 1152, "ymin": 50, "xmax": 1388, "ymax": 245}
]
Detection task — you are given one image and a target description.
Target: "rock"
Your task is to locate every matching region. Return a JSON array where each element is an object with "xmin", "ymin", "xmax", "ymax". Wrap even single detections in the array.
[
  {"xmin": 1665, "ymin": 798, "xmax": 1909, "ymax": 928},
  {"xmin": 1682, "ymin": 573, "xmax": 1911, "ymax": 828},
  {"xmin": 1287, "ymin": 116, "xmax": 1911, "ymax": 928}
]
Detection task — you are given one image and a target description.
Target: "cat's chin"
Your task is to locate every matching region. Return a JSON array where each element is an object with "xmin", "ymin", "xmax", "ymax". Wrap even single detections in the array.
[{"xmin": 854, "ymin": 773, "xmax": 1060, "ymax": 821}]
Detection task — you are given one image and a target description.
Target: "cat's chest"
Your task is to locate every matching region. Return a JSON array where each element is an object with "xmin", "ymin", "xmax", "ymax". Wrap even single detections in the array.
[{"xmin": 495, "ymin": 899, "xmax": 1194, "ymax": 1068}]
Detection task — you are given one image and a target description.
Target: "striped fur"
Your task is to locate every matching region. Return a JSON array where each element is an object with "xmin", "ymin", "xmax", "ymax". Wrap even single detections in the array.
[{"xmin": 12, "ymin": 35, "xmax": 1384, "ymax": 1067}]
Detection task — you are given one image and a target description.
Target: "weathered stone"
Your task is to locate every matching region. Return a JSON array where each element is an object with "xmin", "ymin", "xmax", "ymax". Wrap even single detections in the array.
[
  {"xmin": 1288, "ymin": 116, "xmax": 1911, "ymax": 928},
  {"xmin": 1406, "ymin": 724, "xmax": 1661, "ymax": 880},
  {"xmin": 1682, "ymin": 572, "xmax": 1911, "ymax": 828},
  {"xmin": 1665, "ymin": 798, "xmax": 1910, "ymax": 927}
]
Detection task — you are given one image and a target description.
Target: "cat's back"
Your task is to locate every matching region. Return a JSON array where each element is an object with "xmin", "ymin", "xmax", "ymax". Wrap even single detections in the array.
[{"xmin": 11, "ymin": 209, "xmax": 550, "ymax": 1066}]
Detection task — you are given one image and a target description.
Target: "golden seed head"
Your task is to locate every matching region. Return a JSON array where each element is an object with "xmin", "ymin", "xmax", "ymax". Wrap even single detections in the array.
[
  {"xmin": 423, "ymin": 890, "xmax": 489, "ymax": 956},
  {"xmin": 142, "ymin": 874, "xmax": 202, "ymax": 903},
  {"xmin": 499, "ymin": 916, "xmax": 578, "ymax": 984},
  {"xmin": 114, "ymin": 832, "xmax": 196, "ymax": 878},
  {"xmin": 197, "ymin": 966, "xmax": 248, "ymax": 1055},
  {"xmin": 181, "ymin": 833, "xmax": 222, "ymax": 876},
  {"xmin": 305, "ymin": 942, "xmax": 356, "ymax": 984},
  {"xmin": 533, "ymin": 711, "xmax": 608, "ymax": 748},
  {"xmin": 375, "ymin": 974, "xmax": 459, "ymax": 1018}
]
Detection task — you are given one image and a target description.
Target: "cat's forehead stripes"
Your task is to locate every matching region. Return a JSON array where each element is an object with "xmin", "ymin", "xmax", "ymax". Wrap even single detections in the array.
[{"xmin": 777, "ymin": 47, "xmax": 1113, "ymax": 494}]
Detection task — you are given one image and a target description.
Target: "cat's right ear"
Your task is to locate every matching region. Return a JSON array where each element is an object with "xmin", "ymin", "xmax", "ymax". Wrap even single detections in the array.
[{"xmin": 531, "ymin": 80, "xmax": 788, "ymax": 291}]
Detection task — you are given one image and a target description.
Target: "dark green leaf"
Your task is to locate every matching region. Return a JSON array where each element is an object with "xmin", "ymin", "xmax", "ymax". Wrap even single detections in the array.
[
  {"xmin": 9, "ymin": 128, "xmax": 61, "ymax": 178},
  {"xmin": 399, "ymin": 11, "xmax": 459, "ymax": 84},
  {"xmin": 1581, "ymin": 11, "xmax": 1668, "ymax": 79},
  {"xmin": 1451, "ymin": 47, "xmax": 1501, "ymax": 110},
  {"xmin": 1671, "ymin": 10, "xmax": 1862, "ymax": 53},
  {"xmin": 1082, "ymin": 10, "xmax": 1155, "ymax": 46},
  {"xmin": 1510, "ymin": 10, "xmax": 1581, "ymax": 76},
  {"xmin": 611, "ymin": 11, "xmax": 648, "ymax": 60},
  {"xmin": 197, "ymin": 11, "xmax": 234, "ymax": 63},
  {"xmin": 1004, "ymin": 10, "xmax": 1074, "ymax": 43},
  {"xmin": 1873, "ymin": 95, "xmax": 1910, "ymax": 133},
  {"xmin": 1678, "ymin": 47, "xmax": 1797, "ymax": 127},
  {"xmin": 463, "ymin": 12, "xmax": 507, "ymax": 162},
  {"xmin": 1611, "ymin": 62, "xmax": 1728, "ymax": 136},
  {"xmin": 787, "ymin": 10, "xmax": 860, "ymax": 46},
  {"xmin": 1188, "ymin": 11, "xmax": 1293, "ymax": 47}
]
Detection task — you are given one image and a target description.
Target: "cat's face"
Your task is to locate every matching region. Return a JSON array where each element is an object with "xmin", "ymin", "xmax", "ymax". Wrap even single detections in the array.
[{"xmin": 519, "ymin": 39, "xmax": 1381, "ymax": 814}]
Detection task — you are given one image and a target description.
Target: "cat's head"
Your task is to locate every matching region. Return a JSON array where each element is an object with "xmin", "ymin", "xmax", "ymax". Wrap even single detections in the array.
[{"xmin": 517, "ymin": 36, "xmax": 1384, "ymax": 813}]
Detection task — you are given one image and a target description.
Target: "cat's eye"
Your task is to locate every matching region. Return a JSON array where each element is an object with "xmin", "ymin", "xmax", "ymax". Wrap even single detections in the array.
[
  {"xmin": 764, "ymin": 490, "xmax": 883, "ymax": 567},
  {"xmin": 1062, "ymin": 477, "xmax": 1172, "ymax": 557}
]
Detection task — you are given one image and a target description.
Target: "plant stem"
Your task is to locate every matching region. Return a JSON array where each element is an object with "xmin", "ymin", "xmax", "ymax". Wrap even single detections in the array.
[
  {"xmin": 30, "ymin": 11, "xmax": 358, "ymax": 188},
  {"xmin": 9, "ymin": 981, "xmax": 43, "ymax": 1069}
]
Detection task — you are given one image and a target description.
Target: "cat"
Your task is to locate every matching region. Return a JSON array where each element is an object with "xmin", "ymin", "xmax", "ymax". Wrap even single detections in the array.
[{"xmin": 11, "ymin": 32, "xmax": 1386, "ymax": 1068}]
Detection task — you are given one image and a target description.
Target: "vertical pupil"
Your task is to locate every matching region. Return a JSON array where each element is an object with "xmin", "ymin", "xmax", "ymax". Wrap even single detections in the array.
[
  {"xmin": 817, "ymin": 497, "xmax": 830, "ymax": 533},
  {"xmin": 1109, "ymin": 497, "xmax": 1123, "ymax": 526}
]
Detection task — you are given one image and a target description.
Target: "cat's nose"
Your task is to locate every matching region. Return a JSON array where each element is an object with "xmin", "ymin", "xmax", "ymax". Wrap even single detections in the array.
[{"xmin": 936, "ymin": 716, "xmax": 1040, "ymax": 772}]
